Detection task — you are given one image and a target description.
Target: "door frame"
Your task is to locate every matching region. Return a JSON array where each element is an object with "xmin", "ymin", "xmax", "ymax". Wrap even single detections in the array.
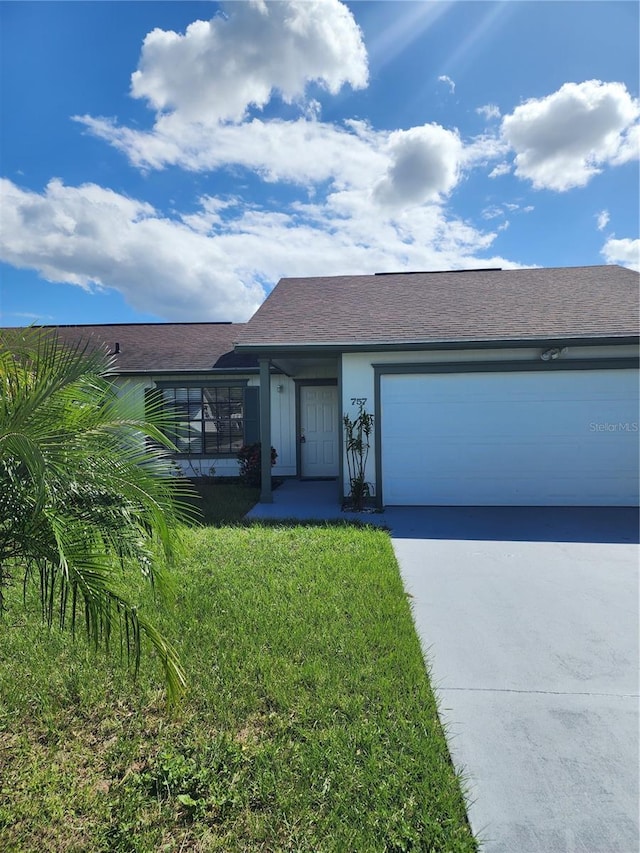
[{"xmin": 295, "ymin": 379, "xmax": 339, "ymax": 479}]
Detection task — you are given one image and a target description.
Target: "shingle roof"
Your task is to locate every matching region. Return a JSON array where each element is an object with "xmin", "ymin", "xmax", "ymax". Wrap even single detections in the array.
[
  {"xmin": 5, "ymin": 323, "xmax": 257, "ymax": 373},
  {"xmin": 236, "ymin": 265, "xmax": 640, "ymax": 348}
]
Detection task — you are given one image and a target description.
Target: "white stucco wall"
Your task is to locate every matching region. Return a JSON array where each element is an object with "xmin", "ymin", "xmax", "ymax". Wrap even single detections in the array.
[{"xmin": 341, "ymin": 344, "xmax": 640, "ymax": 498}]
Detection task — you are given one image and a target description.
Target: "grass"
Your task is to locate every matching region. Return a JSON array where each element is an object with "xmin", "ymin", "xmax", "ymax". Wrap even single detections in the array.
[
  {"xmin": 186, "ymin": 479, "xmax": 260, "ymax": 525},
  {"xmin": 0, "ymin": 484, "xmax": 476, "ymax": 852}
]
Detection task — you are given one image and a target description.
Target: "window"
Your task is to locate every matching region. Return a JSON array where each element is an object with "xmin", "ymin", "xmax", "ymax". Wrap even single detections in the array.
[{"xmin": 160, "ymin": 385, "xmax": 247, "ymax": 456}]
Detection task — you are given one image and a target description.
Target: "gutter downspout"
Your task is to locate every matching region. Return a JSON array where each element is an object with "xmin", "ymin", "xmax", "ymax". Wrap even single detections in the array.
[{"xmin": 259, "ymin": 358, "xmax": 273, "ymax": 503}]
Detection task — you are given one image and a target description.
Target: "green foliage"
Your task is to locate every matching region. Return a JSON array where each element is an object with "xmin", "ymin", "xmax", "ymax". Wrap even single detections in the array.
[
  {"xmin": 236, "ymin": 442, "xmax": 277, "ymax": 487},
  {"xmin": 0, "ymin": 523, "xmax": 476, "ymax": 851},
  {"xmin": 343, "ymin": 403, "xmax": 374, "ymax": 510},
  {"xmin": 0, "ymin": 327, "xmax": 196, "ymax": 701}
]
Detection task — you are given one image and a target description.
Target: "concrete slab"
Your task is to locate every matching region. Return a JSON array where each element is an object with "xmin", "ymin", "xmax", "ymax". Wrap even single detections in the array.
[
  {"xmin": 245, "ymin": 478, "xmax": 387, "ymax": 525},
  {"xmin": 442, "ymin": 690, "xmax": 638, "ymax": 852},
  {"xmin": 385, "ymin": 505, "xmax": 640, "ymax": 544},
  {"xmin": 391, "ymin": 514, "xmax": 640, "ymax": 853}
]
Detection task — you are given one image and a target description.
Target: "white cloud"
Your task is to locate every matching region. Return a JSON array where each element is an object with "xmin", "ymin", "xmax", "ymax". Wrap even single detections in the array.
[
  {"xmin": 12, "ymin": 4, "xmax": 606, "ymax": 323},
  {"xmin": 596, "ymin": 210, "xmax": 610, "ymax": 231},
  {"xmin": 372, "ymin": 124, "xmax": 463, "ymax": 207},
  {"xmin": 477, "ymin": 103, "xmax": 501, "ymax": 120},
  {"xmin": 0, "ymin": 178, "xmax": 265, "ymax": 321},
  {"xmin": 77, "ymin": 114, "xmax": 387, "ymax": 187},
  {"xmin": 78, "ymin": 111, "xmax": 486, "ymax": 215},
  {"xmin": 77, "ymin": 109, "xmax": 476, "ymax": 212},
  {"xmin": 601, "ymin": 236, "xmax": 640, "ymax": 271},
  {"xmin": 488, "ymin": 162, "xmax": 511, "ymax": 178},
  {"xmin": 131, "ymin": 0, "xmax": 368, "ymax": 124},
  {"xmin": 611, "ymin": 121, "xmax": 640, "ymax": 166},
  {"xmin": 482, "ymin": 202, "xmax": 533, "ymax": 221},
  {"xmin": 461, "ymin": 132, "xmax": 509, "ymax": 168},
  {"xmin": 438, "ymin": 74, "xmax": 455, "ymax": 94},
  {"xmin": 501, "ymin": 80, "xmax": 640, "ymax": 191},
  {"xmin": 72, "ymin": 2, "xmax": 503, "ymax": 211},
  {"xmin": 482, "ymin": 205, "xmax": 503, "ymax": 220},
  {"xmin": 0, "ymin": 177, "xmax": 526, "ymax": 321}
]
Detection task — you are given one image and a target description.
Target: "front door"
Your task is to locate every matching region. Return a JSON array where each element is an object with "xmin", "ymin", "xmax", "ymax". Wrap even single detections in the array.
[{"xmin": 300, "ymin": 385, "xmax": 339, "ymax": 478}]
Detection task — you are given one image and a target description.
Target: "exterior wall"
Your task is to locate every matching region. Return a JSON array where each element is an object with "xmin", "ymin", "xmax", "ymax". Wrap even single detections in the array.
[
  {"xmin": 112, "ymin": 376, "xmax": 148, "ymax": 419},
  {"xmin": 112, "ymin": 373, "xmax": 296, "ymax": 478},
  {"xmin": 341, "ymin": 344, "xmax": 640, "ymax": 499},
  {"xmin": 247, "ymin": 375, "xmax": 297, "ymax": 477},
  {"xmin": 109, "ymin": 342, "xmax": 637, "ymax": 492},
  {"xmin": 250, "ymin": 363, "xmax": 340, "ymax": 479}
]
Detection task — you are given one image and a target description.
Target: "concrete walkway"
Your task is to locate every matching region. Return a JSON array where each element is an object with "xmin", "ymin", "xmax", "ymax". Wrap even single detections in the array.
[
  {"xmin": 245, "ymin": 478, "xmax": 387, "ymax": 525},
  {"xmin": 246, "ymin": 485, "xmax": 640, "ymax": 852}
]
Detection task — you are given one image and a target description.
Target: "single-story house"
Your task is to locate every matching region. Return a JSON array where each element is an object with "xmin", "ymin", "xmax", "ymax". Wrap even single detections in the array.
[
  {"xmin": 50, "ymin": 321, "xmax": 264, "ymax": 481},
  {"xmin": 9, "ymin": 264, "xmax": 640, "ymax": 508}
]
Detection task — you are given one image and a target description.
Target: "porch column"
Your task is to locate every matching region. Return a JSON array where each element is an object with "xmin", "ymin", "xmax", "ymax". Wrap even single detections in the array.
[{"xmin": 259, "ymin": 357, "xmax": 273, "ymax": 503}]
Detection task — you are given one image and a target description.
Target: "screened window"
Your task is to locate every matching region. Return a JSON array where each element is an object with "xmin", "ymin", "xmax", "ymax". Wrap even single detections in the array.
[{"xmin": 161, "ymin": 386, "xmax": 245, "ymax": 455}]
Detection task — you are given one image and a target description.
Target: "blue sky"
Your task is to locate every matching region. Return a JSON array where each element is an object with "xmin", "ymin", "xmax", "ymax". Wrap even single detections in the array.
[{"xmin": 1, "ymin": 0, "xmax": 638, "ymax": 326}]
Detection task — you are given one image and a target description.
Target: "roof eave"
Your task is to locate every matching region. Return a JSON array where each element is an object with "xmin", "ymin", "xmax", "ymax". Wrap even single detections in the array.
[
  {"xmin": 235, "ymin": 334, "xmax": 640, "ymax": 355},
  {"xmin": 108, "ymin": 367, "xmax": 260, "ymax": 376}
]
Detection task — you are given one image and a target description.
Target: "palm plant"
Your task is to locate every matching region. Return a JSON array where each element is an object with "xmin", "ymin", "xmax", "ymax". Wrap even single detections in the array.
[
  {"xmin": 343, "ymin": 403, "xmax": 374, "ymax": 510},
  {"xmin": 0, "ymin": 328, "xmax": 195, "ymax": 701}
]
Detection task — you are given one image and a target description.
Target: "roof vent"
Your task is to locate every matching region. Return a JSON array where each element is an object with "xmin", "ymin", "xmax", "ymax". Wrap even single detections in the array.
[
  {"xmin": 374, "ymin": 268, "xmax": 502, "ymax": 275},
  {"xmin": 114, "ymin": 342, "xmax": 120, "ymax": 354}
]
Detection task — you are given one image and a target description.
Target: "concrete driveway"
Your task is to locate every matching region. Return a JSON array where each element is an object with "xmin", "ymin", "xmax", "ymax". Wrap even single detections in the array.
[{"xmin": 386, "ymin": 507, "xmax": 639, "ymax": 853}]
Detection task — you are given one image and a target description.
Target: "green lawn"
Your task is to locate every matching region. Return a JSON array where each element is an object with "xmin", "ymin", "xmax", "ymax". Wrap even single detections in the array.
[
  {"xmin": 186, "ymin": 480, "xmax": 261, "ymax": 525},
  {"xmin": 0, "ymin": 485, "xmax": 476, "ymax": 852}
]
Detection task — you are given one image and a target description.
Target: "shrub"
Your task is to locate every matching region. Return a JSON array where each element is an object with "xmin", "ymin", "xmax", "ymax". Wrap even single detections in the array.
[
  {"xmin": 343, "ymin": 403, "xmax": 374, "ymax": 510},
  {"xmin": 237, "ymin": 443, "xmax": 277, "ymax": 486}
]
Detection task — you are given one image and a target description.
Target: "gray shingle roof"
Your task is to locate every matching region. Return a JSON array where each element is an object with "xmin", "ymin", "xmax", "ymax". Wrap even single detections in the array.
[
  {"xmin": 236, "ymin": 265, "xmax": 640, "ymax": 348},
  {"xmin": 3, "ymin": 323, "xmax": 256, "ymax": 373}
]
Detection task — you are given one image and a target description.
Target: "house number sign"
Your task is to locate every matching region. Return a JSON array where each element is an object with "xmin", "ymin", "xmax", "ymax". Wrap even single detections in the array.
[{"xmin": 350, "ymin": 397, "xmax": 367, "ymax": 406}]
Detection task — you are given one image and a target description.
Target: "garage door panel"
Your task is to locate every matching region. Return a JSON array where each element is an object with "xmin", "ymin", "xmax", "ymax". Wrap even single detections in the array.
[
  {"xmin": 385, "ymin": 477, "xmax": 589, "ymax": 505},
  {"xmin": 381, "ymin": 369, "xmax": 639, "ymax": 506},
  {"xmin": 390, "ymin": 439, "xmax": 594, "ymax": 476},
  {"xmin": 384, "ymin": 400, "xmax": 615, "ymax": 438},
  {"xmin": 383, "ymin": 371, "xmax": 632, "ymax": 402}
]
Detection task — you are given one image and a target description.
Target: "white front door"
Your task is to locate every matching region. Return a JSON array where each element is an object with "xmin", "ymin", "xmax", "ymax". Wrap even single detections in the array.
[{"xmin": 300, "ymin": 385, "xmax": 339, "ymax": 478}]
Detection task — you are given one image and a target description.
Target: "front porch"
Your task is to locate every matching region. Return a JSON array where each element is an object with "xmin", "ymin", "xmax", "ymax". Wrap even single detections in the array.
[
  {"xmin": 246, "ymin": 479, "xmax": 386, "ymax": 525},
  {"xmin": 257, "ymin": 354, "xmax": 341, "ymax": 503}
]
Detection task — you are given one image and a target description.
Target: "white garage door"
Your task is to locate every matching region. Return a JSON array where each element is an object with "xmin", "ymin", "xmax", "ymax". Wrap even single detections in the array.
[{"xmin": 380, "ymin": 369, "xmax": 639, "ymax": 506}]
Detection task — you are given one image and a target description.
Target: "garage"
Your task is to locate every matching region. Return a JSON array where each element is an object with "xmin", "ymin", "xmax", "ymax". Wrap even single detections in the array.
[{"xmin": 380, "ymin": 367, "xmax": 639, "ymax": 507}]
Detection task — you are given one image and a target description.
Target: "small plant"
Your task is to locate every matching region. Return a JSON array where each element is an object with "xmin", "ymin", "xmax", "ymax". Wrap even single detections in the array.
[
  {"xmin": 195, "ymin": 462, "xmax": 216, "ymax": 483},
  {"xmin": 237, "ymin": 443, "xmax": 277, "ymax": 487},
  {"xmin": 343, "ymin": 403, "xmax": 374, "ymax": 510},
  {"xmin": 180, "ymin": 459, "xmax": 216, "ymax": 482}
]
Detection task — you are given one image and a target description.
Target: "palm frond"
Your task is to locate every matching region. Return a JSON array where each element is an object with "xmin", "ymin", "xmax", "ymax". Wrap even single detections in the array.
[{"xmin": 0, "ymin": 327, "xmax": 192, "ymax": 701}]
